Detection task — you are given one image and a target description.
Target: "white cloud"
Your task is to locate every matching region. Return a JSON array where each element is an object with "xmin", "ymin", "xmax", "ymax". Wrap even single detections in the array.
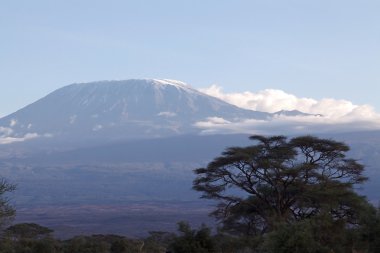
[
  {"xmin": 199, "ymin": 86, "xmax": 315, "ymax": 113},
  {"xmin": 0, "ymin": 132, "xmax": 40, "ymax": 145},
  {"xmin": 195, "ymin": 114, "xmax": 380, "ymax": 135},
  {"xmin": 0, "ymin": 125, "xmax": 44, "ymax": 144},
  {"xmin": 158, "ymin": 111, "xmax": 177, "ymax": 117},
  {"xmin": 196, "ymin": 85, "xmax": 380, "ymax": 134},
  {"xmin": 0, "ymin": 126, "xmax": 13, "ymax": 136},
  {"xmin": 203, "ymin": 117, "xmax": 231, "ymax": 125},
  {"xmin": 43, "ymin": 133, "xmax": 54, "ymax": 138}
]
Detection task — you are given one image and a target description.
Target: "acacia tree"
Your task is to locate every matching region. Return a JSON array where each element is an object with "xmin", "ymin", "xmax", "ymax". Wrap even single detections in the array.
[{"xmin": 193, "ymin": 135, "xmax": 367, "ymax": 236}]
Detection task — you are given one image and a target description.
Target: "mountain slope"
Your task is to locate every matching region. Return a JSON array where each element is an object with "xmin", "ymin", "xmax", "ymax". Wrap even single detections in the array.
[{"xmin": 0, "ymin": 79, "xmax": 269, "ymax": 143}]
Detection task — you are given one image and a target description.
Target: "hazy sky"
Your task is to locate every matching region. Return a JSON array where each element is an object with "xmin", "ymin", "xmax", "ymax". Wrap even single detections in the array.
[{"xmin": 1, "ymin": 0, "xmax": 379, "ymax": 118}]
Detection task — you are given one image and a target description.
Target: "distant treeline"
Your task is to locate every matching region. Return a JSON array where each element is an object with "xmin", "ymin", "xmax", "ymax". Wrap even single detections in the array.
[
  {"xmin": 0, "ymin": 221, "xmax": 254, "ymax": 253},
  {"xmin": 1, "ymin": 217, "xmax": 380, "ymax": 253}
]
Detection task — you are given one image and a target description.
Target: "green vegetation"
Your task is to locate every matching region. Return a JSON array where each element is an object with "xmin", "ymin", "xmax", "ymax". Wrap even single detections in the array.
[
  {"xmin": 0, "ymin": 177, "xmax": 16, "ymax": 229},
  {"xmin": 193, "ymin": 135, "xmax": 367, "ymax": 235},
  {"xmin": 0, "ymin": 135, "xmax": 380, "ymax": 252},
  {"xmin": 192, "ymin": 135, "xmax": 380, "ymax": 252}
]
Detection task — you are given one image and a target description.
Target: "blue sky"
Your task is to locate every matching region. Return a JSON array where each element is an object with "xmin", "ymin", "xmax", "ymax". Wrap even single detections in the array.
[{"xmin": 1, "ymin": 0, "xmax": 379, "ymax": 118}]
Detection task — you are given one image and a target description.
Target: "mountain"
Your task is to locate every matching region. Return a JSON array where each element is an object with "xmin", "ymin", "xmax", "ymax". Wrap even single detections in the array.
[
  {"xmin": 0, "ymin": 79, "xmax": 270, "ymax": 144},
  {"xmin": 1, "ymin": 78, "xmax": 379, "ymax": 237},
  {"xmin": 273, "ymin": 109, "xmax": 318, "ymax": 117}
]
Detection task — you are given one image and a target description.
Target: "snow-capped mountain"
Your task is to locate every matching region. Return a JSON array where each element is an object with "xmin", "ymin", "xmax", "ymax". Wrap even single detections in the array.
[
  {"xmin": 1, "ymin": 79, "xmax": 379, "ymax": 237},
  {"xmin": 0, "ymin": 79, "xmax": 270, "ymax": 143}
]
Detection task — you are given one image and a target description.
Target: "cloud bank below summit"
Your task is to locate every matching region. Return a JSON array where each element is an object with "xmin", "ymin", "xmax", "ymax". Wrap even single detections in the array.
[
  {"xmin": 197, "ymin": 85, "xmax": 380, "ymax": 134},
  {"xmin": 0, "ymin": 126, "xmax": 40, "ymax": 144}
]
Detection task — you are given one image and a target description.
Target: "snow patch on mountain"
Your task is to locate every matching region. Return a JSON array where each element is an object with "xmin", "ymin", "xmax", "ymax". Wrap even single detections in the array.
[
  {"xmin": 69, "ymin": 115, "xmax": 77, "ymax": 124},
  {"xmin": 10, "ymin": 119, "xmax": 17, "ymax": 127},
  {"xmin": 153, "ymin": 79, "xmax": 189, "ymax": 88},
  {"xmin": 93, "ymin": 125, "xmax": 103, "ymax": 131}
]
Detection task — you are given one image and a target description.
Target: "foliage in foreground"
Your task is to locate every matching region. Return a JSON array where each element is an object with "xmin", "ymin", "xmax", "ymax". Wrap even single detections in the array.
[{"xmin": 1, "ymin": 216, "xmax": 380, "ymax": 253}]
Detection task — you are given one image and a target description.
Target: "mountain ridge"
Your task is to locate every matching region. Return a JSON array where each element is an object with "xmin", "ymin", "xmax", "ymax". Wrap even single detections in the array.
[{"xmin": 0, "ymin": 79, "xmax": 271, "ymax": 144}]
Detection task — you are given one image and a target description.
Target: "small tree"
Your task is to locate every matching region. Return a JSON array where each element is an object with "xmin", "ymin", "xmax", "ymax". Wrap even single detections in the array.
[
  {"xmin": 5, "ymin": 223, "xmax": 53, "ymax": 240},
  {"xmin": 169, "ymin": 221, "xmax": 215, "ymax": 253},
  {"xmin": 193, "ymin": 135, "xmax": 367, "ymax": 236},
  {"xmin": 0, "ymin": 177, "xmax": 16, "ymax": 229}
]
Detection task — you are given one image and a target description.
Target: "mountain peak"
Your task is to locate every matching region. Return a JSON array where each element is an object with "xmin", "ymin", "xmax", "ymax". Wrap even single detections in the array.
[
  {"xmin": 0, "ymin": 79, "xmax": 269, "ymax": 144},
  {"xmin": 151, "ymin": 79, "xmax": 189, "ymax": 88},
  {"xmin": 68, "ymin": 79, "xmax": 196, "ymax": 94}
]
